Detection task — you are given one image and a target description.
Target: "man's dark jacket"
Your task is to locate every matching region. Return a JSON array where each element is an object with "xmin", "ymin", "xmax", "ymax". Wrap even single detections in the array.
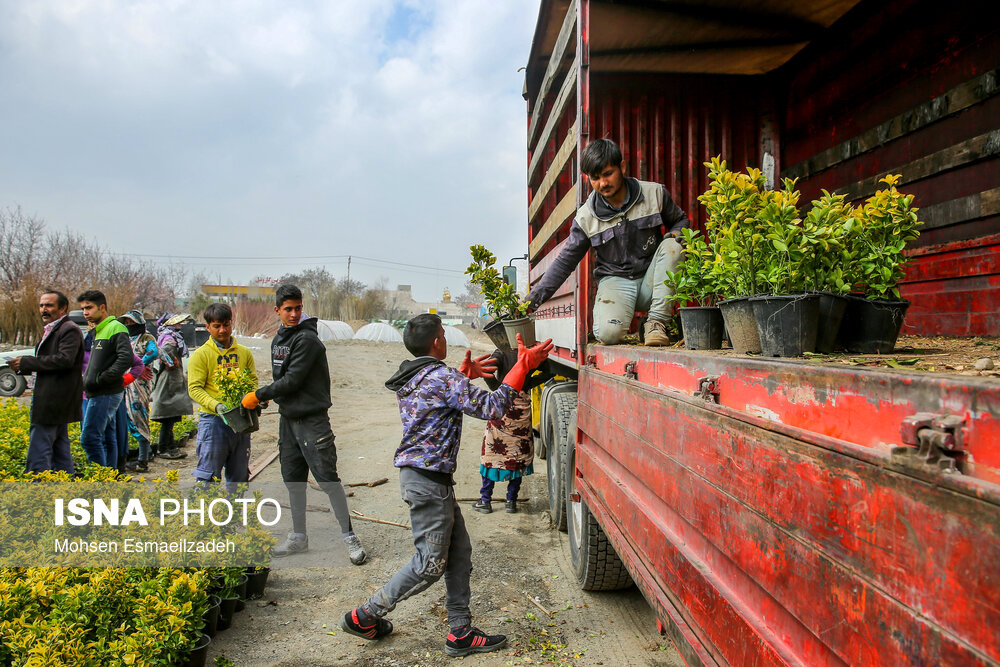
[
  {"xmin": 19, "ymin": 317, "xmax": 84, "ymax": 424},
  {"xmin": 256, "ymin": 317, "xmax": 332, "ymax": 419},
  {"xmin": 81, "ymin": 316, "xmax": 132, "ymax": 398}
]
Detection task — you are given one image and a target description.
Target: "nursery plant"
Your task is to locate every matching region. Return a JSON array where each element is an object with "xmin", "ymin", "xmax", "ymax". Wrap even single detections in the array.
[
  {"xmin": 800, "ymin": 190, "xmax": 857, "ymax": 294},
  {"xmin": 852, "ymin": 174, "xmax": 923, "ymax": 300},
  {"xmin": 465, "ymin": 244, "xmax": 529, "ymax": 319},
  {"xmin": 215, "ymin": 367, "xmax": 258, "ymax": 409},
  {"xmin": 754, "ymin": 177, "xmax": 810, "ymax": 296},
  {"xmin": 664, "ymin": 228, "xmax": 717, "ymax": 306}
]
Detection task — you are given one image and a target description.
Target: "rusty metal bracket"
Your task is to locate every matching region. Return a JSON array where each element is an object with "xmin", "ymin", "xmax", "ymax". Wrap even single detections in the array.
[
  {"xmin": 694, "ymin": 376, "xmax": 720, "ymax": 403},
  {"xmin": 893, "ymin": 412, "xmax": 968, "ymax": 474},
  {"xmin": 623, "ymin": 361, "xmax": 638, "ymax": 380}
]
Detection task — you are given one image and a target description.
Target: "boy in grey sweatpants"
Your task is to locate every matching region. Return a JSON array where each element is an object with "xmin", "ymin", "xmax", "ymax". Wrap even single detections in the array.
[{"xmin": 340, "ymin": 313, "xmax": 552, "ymax": 657}]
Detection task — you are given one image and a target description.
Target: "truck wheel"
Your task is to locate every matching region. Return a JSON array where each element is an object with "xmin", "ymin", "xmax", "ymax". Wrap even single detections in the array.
[
  {"xmin": 0, "ymin": 368, "xmax": 27, "ymax": 397},
  {"xmin": 565, "ymin": 412, "xmax": 633, "ymax": 591},
  {"xmin": 547, "ymin": 392, "xmax": 576, "ymax": 532},
  {"xmin": 538, "ymin": 382, "xmax": 576, "ymax": 460}
]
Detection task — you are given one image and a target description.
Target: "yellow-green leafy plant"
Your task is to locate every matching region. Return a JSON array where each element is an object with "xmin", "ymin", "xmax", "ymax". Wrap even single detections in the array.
[
  {"xmin": 215, "ymin": 367, "xmax": 258, "ymax": 409},
  {"xmin": 851, "ymin": 174, "xmax": 923, "ymax": 300},
  {"xmin": 664, "ymin": 228, "xmax": 717, "ymax": 306},
  {"xmin": 465, "ymin": 245, "xmax": 529, "ymax": 319}
]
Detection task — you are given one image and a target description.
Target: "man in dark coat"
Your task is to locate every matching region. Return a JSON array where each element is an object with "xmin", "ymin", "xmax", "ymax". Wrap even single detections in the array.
[{"xmin": 9, "ymin": 290, "xmax": 84, "ymax": 473}]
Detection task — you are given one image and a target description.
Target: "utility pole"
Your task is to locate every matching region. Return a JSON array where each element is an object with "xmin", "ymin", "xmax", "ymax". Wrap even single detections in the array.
[{"xmin": 347, "ymin": 256, "xmax": 351, "ymax": 284}]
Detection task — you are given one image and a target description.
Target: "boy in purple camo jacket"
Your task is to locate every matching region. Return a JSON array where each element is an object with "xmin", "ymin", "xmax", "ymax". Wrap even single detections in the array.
[{"xmin": 341, "ymin": 313, "xmax": 552, "ymax": 657}]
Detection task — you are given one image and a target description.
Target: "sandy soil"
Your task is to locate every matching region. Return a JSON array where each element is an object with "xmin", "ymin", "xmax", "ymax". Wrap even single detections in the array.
[{"xmin": 149, "ymin": 338, "xmax": 679, "ymax": 667}]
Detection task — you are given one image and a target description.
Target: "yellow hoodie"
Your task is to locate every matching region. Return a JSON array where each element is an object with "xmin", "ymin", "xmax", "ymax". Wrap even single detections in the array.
[{"xmin": 187, "ymin": 337, "xmax": 258, "ymax": 415}]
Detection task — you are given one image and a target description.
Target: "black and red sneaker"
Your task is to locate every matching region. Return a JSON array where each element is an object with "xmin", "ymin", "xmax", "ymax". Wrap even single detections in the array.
[
  {"xmin": 445, "ymin": 626, "xmax": 507, "ymax": 657},
  {"xmin": 341, "ymin": 608, "xmax": 393, "ymax": 641}
]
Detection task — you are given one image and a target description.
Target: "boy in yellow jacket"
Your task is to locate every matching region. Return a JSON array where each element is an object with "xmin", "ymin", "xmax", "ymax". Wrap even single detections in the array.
[{"xmin": 187, "ymin": 303, "xmax": 257, "ymax": 490}]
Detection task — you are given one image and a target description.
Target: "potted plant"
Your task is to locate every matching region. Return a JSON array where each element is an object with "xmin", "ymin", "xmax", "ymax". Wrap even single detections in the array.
[
  {"xmin": 838, "ymin": 174, "xmax": 922, "ymax": 353},
  {"xmin": 748, "ymin": 178, "xmax": 822, "ymax": 357},
  {"xmin": 215, "ymin": 368, "xmax": 260, "ymax": 434},
  {"xmin": 465, "ymin": 244, "xmax": 533, "ymax": 348},
  {"xmin": 664, "ymin": 228, "xmax": 724, "ymax": 349},
  {"xmin": 698, "ymin": 157, "xmax": 766, "ymax": 354},
  {"xmin": 800, "ymin": 191, "xmax": 856, "ymax": 353},
  {"xmin": 216, "ymin": 567, "xmax": 247, "ymax": 630}
]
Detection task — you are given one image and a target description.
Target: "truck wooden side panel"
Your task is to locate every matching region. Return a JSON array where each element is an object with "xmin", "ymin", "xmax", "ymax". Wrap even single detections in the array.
[{"xmin": 577, "ymin": 365, "xmax": 1000, "ymax": 666}]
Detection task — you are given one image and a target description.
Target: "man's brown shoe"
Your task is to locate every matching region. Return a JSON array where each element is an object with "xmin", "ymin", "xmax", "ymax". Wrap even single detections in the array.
[{"xmin": 643, "ymin": 320, "xmax": 671, "ymax": 346}]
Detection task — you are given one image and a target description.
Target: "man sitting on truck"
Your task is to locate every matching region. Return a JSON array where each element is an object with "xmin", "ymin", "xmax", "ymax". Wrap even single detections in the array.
[{"xmin": 526, "ymin": 138, "xmax": 689, "ymax": 346}]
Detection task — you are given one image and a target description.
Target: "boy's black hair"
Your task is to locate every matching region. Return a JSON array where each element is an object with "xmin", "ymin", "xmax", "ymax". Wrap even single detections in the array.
[
  {"xmin": 581, "ymin": 138, "xmax": 623, "ymax": 178},
  {"xmin": 275, "ymin": 283, "xmax": 303, "ymax": 307},
  {"xmin": 203, "ymin": 302, "xmax": 233, "ymax": 324},
  {"xmin": 403, "ymin": 313, "xmax": 442, "ymax": 356},
  {"xmin": 44, "ymin": 289, "xmax": 69, "ymax": 310},
  {"xmin": 76, "ymin": 290, "xmax": 107, "ymax": 308}
]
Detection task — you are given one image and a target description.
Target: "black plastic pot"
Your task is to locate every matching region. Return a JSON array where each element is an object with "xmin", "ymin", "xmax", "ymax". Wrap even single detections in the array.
[
  {"xmin": 222, "ymin": 406, "xmax": 259, "ymax": 435},
  {"xmin": 718, "ymin": 297, "xmax": 761, "ymax": 354},
  {"xmin": 482, "ymin": 319, "xmax": 511, "ymax": 350},
  {"xmin": 217, "ymin": 596, "xmax": 238, "ymax": 631},
  {"xmin": 234, "ymin": 574, "xmax": 249, "ymax": 611},
  {"xmin": 245, "ymin": 567, "xmax": 270, "ymax": 600},
  {"xmin": 812, "ymin": 292, "xmax": 849, "ymax": 354},
  {"xmin": 679, "ymin": 307, "xmax": 724, "ymax": 350},
  {"xmin": 750, "ymin": 294, "xmax": 820, "ymax": 357},
  {"xmin": 181, "ymin": 633, "xmax": 211, "ymax": 667},
  {"xmin": 838, "ymin": 297, "xmax": 910, "ymax": 353},
  {"xmin": 204, "ymin": 595, "xmax": 221, "ymax": 638}
]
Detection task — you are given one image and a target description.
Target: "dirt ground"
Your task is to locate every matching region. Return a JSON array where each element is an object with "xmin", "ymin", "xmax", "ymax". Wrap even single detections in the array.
[{"xmin": 148, "ymin": 336, "xmax": 680, "ymax": 667}]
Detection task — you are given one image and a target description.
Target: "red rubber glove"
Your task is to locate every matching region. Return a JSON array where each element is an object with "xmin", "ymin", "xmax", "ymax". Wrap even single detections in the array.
[
  {"xmin": 459, "ymin": 351, "xmax": 498, "ymax": 380},
  {"xmin": 241, "ymin": 391, "xmax": 260, "ymax": 410},
  {"xmin": 122, "ymin": 372, "xmax": 135, "ymax": 387},
  {"xmin": 503, "ymin": 335, "xmax": 554, "ymax": 392},
  {"xmin": 140, "ymin": 367, "xmax": 154, "ymax": 382}
]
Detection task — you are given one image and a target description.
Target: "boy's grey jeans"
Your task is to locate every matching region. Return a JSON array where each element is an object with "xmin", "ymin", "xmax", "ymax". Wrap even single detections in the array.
[
  {"xmin": 365, "ymin": 466, "xmax": 473, "ymax": 628},
  {"xmin": 592, "ymin": 236, "xmax": 682, "ymax": 344}
]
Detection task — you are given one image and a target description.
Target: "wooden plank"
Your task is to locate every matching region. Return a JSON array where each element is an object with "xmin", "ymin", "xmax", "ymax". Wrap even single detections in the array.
[
  {"xmin": 784, "ymin": 69, "xmax": 999, "ymax": 180},
  {"xmin": 527, "ymin": 64, "xmax": 578, "ymax": 185},
  {"xmin": 529, "ymin": 185, "xmax": 577, "ymax": 260},
  {"xmin": 528, "ymin": 121, "xmax": 578, "ymax": 223},
  {"xmin": 838, "ymin": 130, "xmax": 1000, "ymax": 203},
  {"xmin": 248, "ymin": 449, "xmax": 279, "ymax": 481},
  {"xmin": 527, "ymin": 3, "xmax": 577, "ymax": 149},
  {"xmin": 916, "ymin": 185, "xmax": 1000, "ymax": 231},
  {"xmin": 579, "ymin": 372, "xmax": 1000, "ymax": 665}
]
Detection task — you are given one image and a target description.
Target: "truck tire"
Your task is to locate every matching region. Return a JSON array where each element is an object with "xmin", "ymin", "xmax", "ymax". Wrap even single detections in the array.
[
  {"xmin": 538, "ymin": 382, "xmax": 576, "ymax": 460},
  {"xmin": 0, "ymin": 368, "xmax": 27, "ymax": 398},
  {"xmin": 547, "ymin": 391, "xmax": 576, "ymax": 532},
  {"xmin": 565, "ymin": 412, "xmax": 633, "ymax": 591}
]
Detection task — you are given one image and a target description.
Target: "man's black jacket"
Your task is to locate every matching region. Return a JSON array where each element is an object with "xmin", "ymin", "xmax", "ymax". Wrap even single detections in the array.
[
  {"xmin": 256, "ymin": 317, "xmax": 332, "ymax": 419},
  {"xmin": 19, "ymin": 317, "xmax": 84, "ymax": 424}
]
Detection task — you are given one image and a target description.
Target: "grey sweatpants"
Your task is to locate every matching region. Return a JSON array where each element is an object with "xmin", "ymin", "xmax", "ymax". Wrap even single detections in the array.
[{"xmin": 364, "ymin": 466, "xmax": 473, "ymax": 628}]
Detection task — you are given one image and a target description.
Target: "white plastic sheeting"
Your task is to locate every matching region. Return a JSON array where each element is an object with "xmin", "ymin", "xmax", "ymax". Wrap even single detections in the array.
[
  {"xmin": 442, "ymin": 325, "xmax": 470, "ymax": 347},
  {"xmin": 315, "ymin": 319, "xmax": 354, "ymax": 341},
  {"xmin": 353, "ymin": 322, "xmax": 404, "ymax": 343}
]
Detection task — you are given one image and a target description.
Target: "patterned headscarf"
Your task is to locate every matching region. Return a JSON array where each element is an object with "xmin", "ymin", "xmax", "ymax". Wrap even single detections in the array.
[{"xmin": 156, "ymin": 313, "xmax": 189, "ymax": 357}]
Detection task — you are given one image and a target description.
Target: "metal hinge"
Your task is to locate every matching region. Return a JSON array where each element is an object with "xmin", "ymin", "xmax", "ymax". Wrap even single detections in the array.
[
  {"xmin": 694, "ymin": 376, "xmax": 720, "ymax": 403},
  {"xmin": 623, "ymin": 361, "xmax": 638, "ymax": 380},
  {"xmin": 892, "ymin": 413, "xmax": 968, "ymax": 474}
]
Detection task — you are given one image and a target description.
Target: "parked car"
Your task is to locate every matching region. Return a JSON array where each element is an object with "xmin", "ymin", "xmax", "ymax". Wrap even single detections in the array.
[{"xmin": 0, "ymin": 348, "xmax": 34, "ymax": 397}]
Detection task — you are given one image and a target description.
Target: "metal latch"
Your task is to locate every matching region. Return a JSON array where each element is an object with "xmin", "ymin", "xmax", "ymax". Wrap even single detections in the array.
[
  {"xmin": 893, "ymin": 413, "xmax": 967, "ymax": 474},
  {"xmin": 585, "ymin": 355, "xmax": 597, "ymax": 368},
  {"xmin": 623, "ymin": 361, "xmax": 638, "ymax": 380},
  {"xmin": 694, "ymin": 376, "xmax": 720, "ymax": 403}
]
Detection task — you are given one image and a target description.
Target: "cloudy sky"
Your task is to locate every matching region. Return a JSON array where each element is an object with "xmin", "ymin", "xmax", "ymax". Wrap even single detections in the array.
[{"xmin": 0, "ymin": 0, "xmax": 539, "ymax": 302}]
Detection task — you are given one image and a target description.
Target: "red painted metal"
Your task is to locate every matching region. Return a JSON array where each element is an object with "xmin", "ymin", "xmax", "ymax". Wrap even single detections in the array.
[{"xmin": 577, "ymin": 372, "xmax": 1000, "ymax": 665}]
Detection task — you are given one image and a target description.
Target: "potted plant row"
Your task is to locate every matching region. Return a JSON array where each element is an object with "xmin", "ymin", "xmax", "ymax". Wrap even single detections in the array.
[
  {"xmin": 666, "ymin": 158, "xmax": 922, "ymax": 356},
  {"xmin": 466, "ymin": 244, "xmax": 534, "ymax": 348}
]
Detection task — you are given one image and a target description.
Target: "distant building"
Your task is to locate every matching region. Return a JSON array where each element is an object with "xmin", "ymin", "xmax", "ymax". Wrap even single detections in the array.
[
  {"xmin": 200, "ymin": 284, "xmax": 276, "ymax": 301},
  {"xmin": 380, "ymin": 284, "xmax": 480, "ymax": 325}
]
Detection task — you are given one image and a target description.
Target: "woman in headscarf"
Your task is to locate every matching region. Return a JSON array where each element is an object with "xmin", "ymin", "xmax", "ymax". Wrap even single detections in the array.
[
  {"xmin": 150, "ymin": 313, "xmax": 193, "ymax": 460},
  {"xmin": 119, "ymin": 310, "xmax": 158, "ymax": 472}
]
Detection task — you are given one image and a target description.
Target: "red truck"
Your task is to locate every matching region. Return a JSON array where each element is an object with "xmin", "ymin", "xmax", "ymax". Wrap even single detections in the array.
[{"xmin": 524, "ymin": 1, "xmax": 1000, "ymax": 665}]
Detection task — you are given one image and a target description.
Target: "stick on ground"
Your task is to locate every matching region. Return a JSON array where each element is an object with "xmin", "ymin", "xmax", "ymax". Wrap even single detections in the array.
[
  {"xmin": 350, "ymin": 509, "xmax": 410, "ymax": 529},
  {"xmin": 526, "ymin": 593, "xmax": 553, "ymax": 618}
]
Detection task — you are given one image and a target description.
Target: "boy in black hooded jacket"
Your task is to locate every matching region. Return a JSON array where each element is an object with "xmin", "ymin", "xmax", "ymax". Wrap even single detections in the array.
[{"xmin": 240, "ymin": 284, "xmax": 366, "ymax": 565}]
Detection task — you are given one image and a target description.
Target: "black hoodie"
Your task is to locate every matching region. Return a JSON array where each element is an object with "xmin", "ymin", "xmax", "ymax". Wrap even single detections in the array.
[{"xmin": 255, "ymin": 317, "xmax": 332, "ymax": 419}]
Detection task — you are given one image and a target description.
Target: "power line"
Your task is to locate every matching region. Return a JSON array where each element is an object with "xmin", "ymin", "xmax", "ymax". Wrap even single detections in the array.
[{"xmin": 102, "ymin": 250, "xmax": 466, "ymax": 274}]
